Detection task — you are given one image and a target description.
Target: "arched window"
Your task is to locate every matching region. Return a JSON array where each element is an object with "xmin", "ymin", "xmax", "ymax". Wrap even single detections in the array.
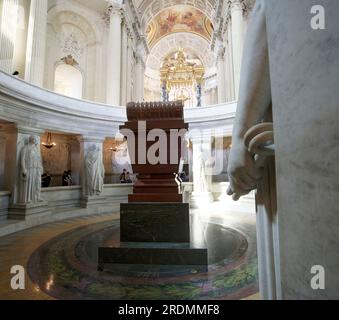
[{"xmin": 54, "ymin": 63, "xmax": 83, "ymax": 99}]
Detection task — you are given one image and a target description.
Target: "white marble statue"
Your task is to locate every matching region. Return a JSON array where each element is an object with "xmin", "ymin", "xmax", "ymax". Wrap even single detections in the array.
[
  {"xmin": 196, "ymin": 149, "xmax": 208, "ymax": 193},
  {"xmin": 227, "ymin": 0, "xmax": 270, "ymax": 201},
  {"xmin": 18, "ymin": 135, "xmax": 43, "ymax": 204},
  {"xmin": 85, "ymin": 144, "xmax": 105, "ymax": 196},
  {"xmin": 227, "ymin": 0, "xmax": 339, "ymax": 299}
]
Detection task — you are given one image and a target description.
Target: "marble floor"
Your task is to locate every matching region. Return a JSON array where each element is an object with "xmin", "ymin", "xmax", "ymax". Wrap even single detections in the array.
[{"xmin": 0, "ymin": 201, "xmax": 259, "ymax": 300}]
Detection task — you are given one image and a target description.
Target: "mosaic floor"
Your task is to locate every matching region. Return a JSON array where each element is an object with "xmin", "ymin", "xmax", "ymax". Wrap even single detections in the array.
[{"xmin": 0, "ymin": 205, "xmax": 258, "ymax": 300}]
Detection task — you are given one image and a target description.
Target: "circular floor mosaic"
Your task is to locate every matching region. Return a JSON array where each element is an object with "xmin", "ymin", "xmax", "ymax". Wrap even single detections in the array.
[{"xmin": 27, "ymin": 220, "xmax": 258, "ymax": 300}]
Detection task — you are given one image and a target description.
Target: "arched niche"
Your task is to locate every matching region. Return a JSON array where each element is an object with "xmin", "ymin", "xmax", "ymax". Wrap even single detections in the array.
[{"xmin": 54, "ymin": 63, "xmax": 83, "ymax": 99}]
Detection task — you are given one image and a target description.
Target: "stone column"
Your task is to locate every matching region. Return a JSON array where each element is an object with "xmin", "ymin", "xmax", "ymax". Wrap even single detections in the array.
[
  {"xmin": 135, "ymin": 48, "xmax": 145, "ymax": 102},
  {"xmin": 190, "ymin": 134, "xmax": 213, "ymax": 209},
  {"xmin": 94, "ymin": 42, "xmax": 104, "ymax": 102},
  {"xmin": 106, "ymin": 3, "xmax": 122, "ymax": 105},
  {"xmin": 216, "ymin": 43, "xmax": 226, "ymax": 104},
  {"xmin": 79, "ymin": 137, "xmax": 106, "ymax": 208},
  {"xmin": 120, "ymin": 22, "xmax": 128, "ymax": 106},
  {"xmin": 24, "ymin": 0, "xmax": 48, "ymax": 86},
  {"xmin": 126, "ymin": 35, "xmax": 133, "ymax": 102},
  {"xmin": 231, "ymin": 0, "xmax": 244, "ymax": 99},
  {"xmin": 224, "ymin": 26, "xmax": 235, "ymax": 102},
  {"xmin": 0, "ymin": 0, "xmax": 19, "ymax": 73},
  {"xmin": 12, "ymin": 0, "xmax": 30, "ymax": 78}
]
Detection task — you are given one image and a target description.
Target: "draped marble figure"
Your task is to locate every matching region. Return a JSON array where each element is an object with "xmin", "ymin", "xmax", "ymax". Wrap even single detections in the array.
[
  {"xmin": 18, "ymin": 135, "xmax": 43, "ymax": 204},
  {"xmin": 85, "ymin": 144, "xmax": 105, "ymax": 196},
  {"xmin": 226, "ymin": 0, "xmax": 339, "ymax": 299}
]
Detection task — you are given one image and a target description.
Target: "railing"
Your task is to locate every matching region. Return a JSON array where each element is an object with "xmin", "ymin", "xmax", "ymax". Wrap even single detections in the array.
[{"xmin": 0, "ymin": 71, "xmax": 237, "ymax": 136}]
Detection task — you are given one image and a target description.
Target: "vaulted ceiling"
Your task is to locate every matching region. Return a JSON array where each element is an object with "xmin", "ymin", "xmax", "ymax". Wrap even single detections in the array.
[{"xmin": 146, "ymin": 5, "xmax": 214, "ymax": 48}]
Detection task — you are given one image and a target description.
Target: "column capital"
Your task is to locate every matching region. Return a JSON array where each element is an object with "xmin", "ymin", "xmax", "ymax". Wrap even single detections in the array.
[
  {"xmin": 103, "ymin": 2, "xmax": 123, "ymax": 26},
  {"xmin": 230, "ymin": 0, "xmax": 243, "ymax": 11}
]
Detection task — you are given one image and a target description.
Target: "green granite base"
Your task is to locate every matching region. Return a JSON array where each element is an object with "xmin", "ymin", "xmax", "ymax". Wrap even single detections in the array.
[
  {"xmin": 120, "ymin": 203, "xmax": 190, "ymax": 243},
  {"xmin": 98, "ymin": 243, "xmax": 208, "ymax": 267},
  {"xmin": 98, "ymin": 202, "xmax": 208, "ymax": 267}
]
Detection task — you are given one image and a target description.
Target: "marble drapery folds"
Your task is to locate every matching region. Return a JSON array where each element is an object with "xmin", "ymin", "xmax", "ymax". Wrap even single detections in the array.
[
  {"xmin": 84, "ymin": 144, "xmax": 105, "ymax": 196},
  {"xmin": 18, "ymin": 135, "xmax": 43, "ymax": 204}
]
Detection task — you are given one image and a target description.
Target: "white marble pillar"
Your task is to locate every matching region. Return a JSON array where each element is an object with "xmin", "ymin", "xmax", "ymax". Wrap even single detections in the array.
[
  {"xmin": 94, "ymin": 42, "xmax": 104, "ymax": 102},
  {"xmin": 126, "ymin": 37, "xmax": 133, "ymax": 102},
  {"xmin": 12, "ymin": 0, "xmax": 30, "ymax": 78},
  {"xmin": 24, "ymin": 0, "xmax": 48, "ymax": 86},
  {"xmin": 0, "ymin": 0, "xmax": 19, "ymax": 73},
  {"xmin": 227, "ymin": 26, "xmax": 236, "ymax": 101},
  {"xmin": 106, "ymin": 4, "xmax": 122, "ymax": 105},
  {"xmin": 216, "ymin": 43, "xmax": 226, "ymax": 104},
  {"xmin": 231, "ymin": 0, "xmax": 244, "ymax": 99},
  {"xmin": 120, "ymin": 22, "xmax": 128, "ymax": 106},
  {"xmin": 224, "ymin": 27, "xmax": 235, "ymax": 102},
  {"xmin": 135, "ymin": 50, "xmax": 145, "ymax": 102},
  {"xmin": 190, "ymin": 135, "xmax": 213, "ymax": 209}
]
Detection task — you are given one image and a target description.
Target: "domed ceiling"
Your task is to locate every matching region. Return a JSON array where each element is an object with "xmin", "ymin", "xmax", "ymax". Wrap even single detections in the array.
[{"xmin": 146, "ymin": 5, "xmax": 214, "ymax": 48}]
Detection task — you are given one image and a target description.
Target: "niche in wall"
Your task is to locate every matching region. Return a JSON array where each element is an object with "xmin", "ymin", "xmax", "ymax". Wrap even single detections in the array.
[{"xmin": 54, "ymin": 62, "xmax": 83, "ymax": 99}]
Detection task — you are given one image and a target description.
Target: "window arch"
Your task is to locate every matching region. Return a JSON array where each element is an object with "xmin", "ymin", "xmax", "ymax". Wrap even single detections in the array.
[{"xmin": 54, "ymin": 63, "xmax": 83, "ymax": 99}]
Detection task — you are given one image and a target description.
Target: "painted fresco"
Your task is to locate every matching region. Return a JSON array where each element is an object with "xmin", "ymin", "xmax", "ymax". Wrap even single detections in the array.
[{"xmin": 146, "ymin": 5, "xmax": 213, "ymax": 47}]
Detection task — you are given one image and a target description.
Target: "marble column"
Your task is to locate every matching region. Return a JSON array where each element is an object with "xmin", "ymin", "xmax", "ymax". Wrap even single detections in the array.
[
  {"xmin": 106, "ymin": 4, "xmax": 122, "ymax": 105},
  {"xmin": 224, "ymin": 26, "xmax": 235, "ymax": 102},
  {"xmin": 79, "ymin": 137, "xmax": 106, "ymax": 207},
  {"xmin": 216, "ymin": 43, "xmax": 226, "ymax": 104},
  {"xmin": 126, "ymin": 37, "xmax": 133, "ymax": 102},
  {"xmin": 94, "ymin": 42, "xmax": 104, "ymax": 102},
  {"xmin": 12, "ymin": 0, "xmax": 30, "ymax": 78},
  {"xmin": 24, "ymin": 0, "xmax": 48, "ymax": 87},
  {"xmin": 190, "ymin": 134, "xmax": 213, "ymax": 209},
  {"xmin": 0, "ymin": 0, "xmax": 19, "ymax": 73},
  {"xmin": 120, "ymin": 22, "xmax": 128, "ymax": 106},
  {"xmin": 231, "ymin": 0, "xmax": 244, "ymax": 99},
  {"xmin": 135, "ymin": 52, "xmax": 145, "ymax": 102}
]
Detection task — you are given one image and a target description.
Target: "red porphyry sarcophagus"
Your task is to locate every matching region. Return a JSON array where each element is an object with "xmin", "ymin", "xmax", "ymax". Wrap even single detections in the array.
[{"xmin": 120, "ymin": 101, "xmax": 188, "ymax": 203}]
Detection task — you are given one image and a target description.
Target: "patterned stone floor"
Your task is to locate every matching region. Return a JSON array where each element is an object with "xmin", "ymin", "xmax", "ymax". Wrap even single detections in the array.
[{"xmin": 0, "ymin": 203, "xmax": 259, "ymax": 300}]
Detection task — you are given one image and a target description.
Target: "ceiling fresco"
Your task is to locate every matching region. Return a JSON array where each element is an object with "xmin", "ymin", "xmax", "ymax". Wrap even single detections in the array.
[{"xmin": 146, "ymin": 5, "xmax": 214, "ymax": 48}]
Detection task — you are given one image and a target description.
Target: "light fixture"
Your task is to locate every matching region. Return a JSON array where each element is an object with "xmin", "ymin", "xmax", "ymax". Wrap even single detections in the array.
[{"xmin": 42, "ymin": 132, "xmax": 56, "ymax": 149}]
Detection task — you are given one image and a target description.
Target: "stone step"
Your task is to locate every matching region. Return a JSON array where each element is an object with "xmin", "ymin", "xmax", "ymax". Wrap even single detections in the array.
[{"xmin": 98, "ymin": 242, "xmax": 208, "ymax": 267}]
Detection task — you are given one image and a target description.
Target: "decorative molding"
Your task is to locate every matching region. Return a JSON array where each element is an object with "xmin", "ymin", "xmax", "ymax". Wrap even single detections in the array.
[
  {"xmin": 61, "ymin": 33, "xmax": 84, "ymax": 61},
  {"xmin": 61, "ymin": 55, "xmax": 79, "ymax": 67},
  {"xmin": 102, "ymin": 4, "xmax": 123, "ymax": 27}
]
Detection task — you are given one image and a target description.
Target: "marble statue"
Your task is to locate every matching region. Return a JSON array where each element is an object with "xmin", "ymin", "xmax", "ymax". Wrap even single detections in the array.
[
  {"xmin": 227, "ymin": 0, "xmax": 270, "ymax": 201},
  {"xmin": 196, "ymin": 149, "xmax": 208, "ymax": 193},
  {"xmin": 18, "ymin": 135, "xmax": 43, "ymax": 204},
  {"xmin": 227, "ymin": 0, "xmax": 339, "ymax": 299},
  {"xmin": 85, "ymin": 144, "xmax": 105, "ymax": 196}
]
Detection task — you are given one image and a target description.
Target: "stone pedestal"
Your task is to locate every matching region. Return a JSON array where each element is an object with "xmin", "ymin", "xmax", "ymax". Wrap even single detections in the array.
[
  {"xmin": 80, "ymin": 195, "xmax": 107, "ymax": 209},
  {"xmin": 120, "ymin": 203, "xmax": 190, "ymax": 242},
  {"xmin": 98, "ymin": 203, "xmax": 207, "ymax": 268},
  {"xmin": 8, "ymin": 201, "xmax": 50, "ymax": 220}
]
